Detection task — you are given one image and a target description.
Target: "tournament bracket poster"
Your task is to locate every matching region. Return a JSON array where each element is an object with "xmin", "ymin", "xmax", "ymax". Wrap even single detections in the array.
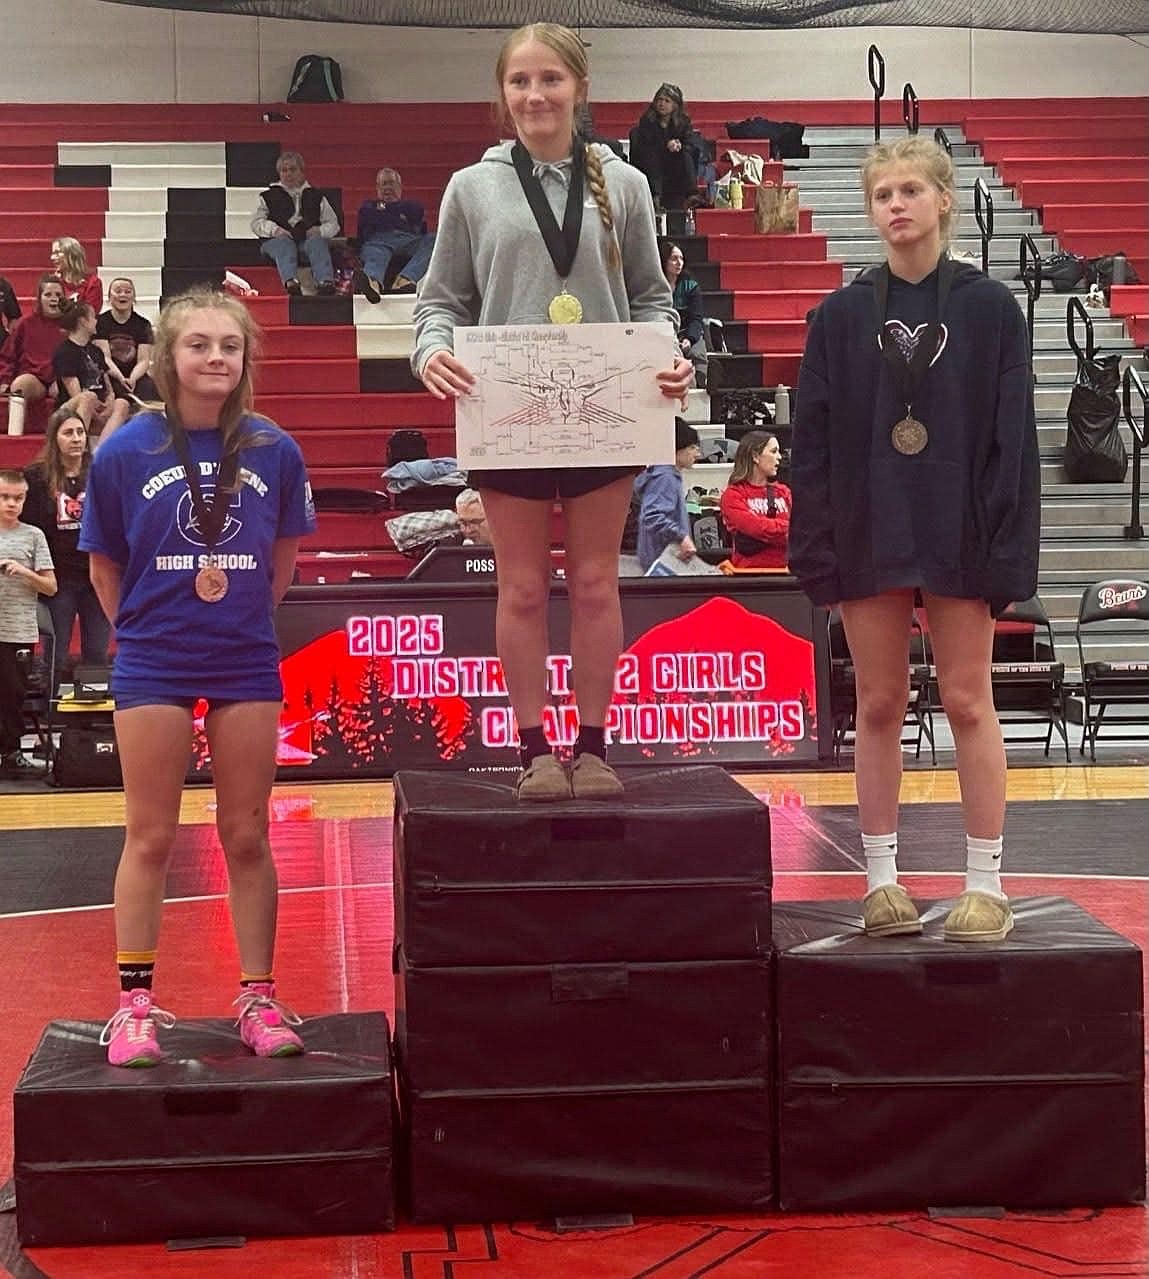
[{"xmin": 231, "ymin": 580, "xmax": 829, "ymax": 777}]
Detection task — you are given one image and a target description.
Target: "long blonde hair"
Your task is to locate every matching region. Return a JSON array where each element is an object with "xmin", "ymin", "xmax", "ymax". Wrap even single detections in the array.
[
  {"xmin": 861, "ymin": 137, "xmax": 958, "ymax": 245},
  {"xmin": 51, "ymin": 236, "xmax": 90, "ymax": 284},
  {"xmin": 495, "ymin": 22, "xmax": 621, "ymax": 273},
  {"xmin": 150, "ymin": 289, "xmax": 273, "ymax": 480}
]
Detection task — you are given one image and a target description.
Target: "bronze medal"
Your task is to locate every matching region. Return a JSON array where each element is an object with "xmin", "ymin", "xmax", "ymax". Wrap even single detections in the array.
[
  {"xmin": 547, "ymin": 290, "xmax": 583, "ymax": 325},
  {"xmin": 195, "ymin": 564, "xmax": 229, "ymax": 603},
  {"xmin": 891, "ymin": 415, "xmax": 928, "ymax": 455}
]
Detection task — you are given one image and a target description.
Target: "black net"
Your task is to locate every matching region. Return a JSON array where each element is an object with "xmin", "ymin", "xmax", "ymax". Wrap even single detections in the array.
[{"xmin": 99, "ymin": 0, "xmax": 1149, "ymax": 34}]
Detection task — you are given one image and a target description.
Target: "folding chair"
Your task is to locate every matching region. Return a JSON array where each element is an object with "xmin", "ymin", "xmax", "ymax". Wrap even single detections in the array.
[
  {"xmin": 1074, "ymin": 578, "xmax": 1149, "ymax": 759},
  {"xmin": 826, "ymin": 607, "xmax": 936, "ymax": 765},
  {"xmin": 988, "ymin": 596, "xmax": 1070, "ymax": 760}
]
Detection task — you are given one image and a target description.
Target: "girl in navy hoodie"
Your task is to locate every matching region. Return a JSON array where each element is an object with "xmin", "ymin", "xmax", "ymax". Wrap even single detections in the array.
[{"xmin": 789, "ymin": 137, "xmax": 1039, "ymax": 944}]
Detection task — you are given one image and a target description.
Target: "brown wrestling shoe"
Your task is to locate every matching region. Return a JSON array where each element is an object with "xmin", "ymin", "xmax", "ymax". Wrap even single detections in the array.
[
  {"xmin": 569, "ymin": 754, "xmax": 625, "ymax": 800},
  {"xmin": 944, "ymin": 890, "xmax": 1015, "ymax": 943},
  {"xmin": 516, "ymin": 753, "xmax": 571, "ymax": 802},
  {"xmin": 862, "ymin": 884, "xmax": 923, "ymax": 937}
]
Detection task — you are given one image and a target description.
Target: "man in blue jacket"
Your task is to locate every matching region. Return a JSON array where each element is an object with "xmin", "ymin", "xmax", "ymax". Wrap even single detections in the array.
[
  {"xmin": 635, "ymin": 418, "xmax": 701, "ymax": 571},
  {"xmin": 354, "ymin": 168, "xmax": 436, "ymax": 302}
]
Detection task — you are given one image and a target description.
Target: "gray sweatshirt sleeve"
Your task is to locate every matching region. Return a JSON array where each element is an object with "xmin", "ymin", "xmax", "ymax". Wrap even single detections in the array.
[
  {"xmin": 615, "ymin": 167, "xmax": 677, "ymax": 329},
  {"xmin": 411, "ymin": 175, "xmax": 481, "ymax": 378}
]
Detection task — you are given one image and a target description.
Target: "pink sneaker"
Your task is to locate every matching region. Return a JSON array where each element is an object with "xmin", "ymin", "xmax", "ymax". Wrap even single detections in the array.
[
  {"xmin": 234, "ymin": 982, "xmax": 304, "ymax": 1058},
  {"xmin": 99, "ymin": 989, "xmax": 175, "ymax": 1068}
]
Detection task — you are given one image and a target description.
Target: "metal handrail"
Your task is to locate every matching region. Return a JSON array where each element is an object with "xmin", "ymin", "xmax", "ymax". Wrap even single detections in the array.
[
  {"xmin": 1066, "ymin": 295, "xmax": 1095, "ymax": 365},
  {"xmin": 868, "ymin": 45, "xmax": 885, "ymax": 142},
  {"xmin": 934, "ymin": 127, "xmax": 952, "ymax": 156},
  {"xmin": 973, "ymin": 177, "xmax": 994, "ymax": 275},
  {"xmin": 1122, "ymin": 364, "xmax": 1146, "ymax": 540},
  {"xmin": 902, "ymin": 83, "xmax": 919, "ymax": 135},
  {"xmin": 1019, "ymin": 234, "xmax": 1043, "ymax": 357}
]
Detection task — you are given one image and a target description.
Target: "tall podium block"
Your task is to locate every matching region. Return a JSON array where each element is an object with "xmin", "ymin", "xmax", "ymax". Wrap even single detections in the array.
[
  {"xmin": 393, "ymin": 767, "xmax": 773, "ymax": 966},
  {"xmin": 393, "ymin": 767, "xmax": 774, "ymax": 1223},
  {"xmin": 774, "ymin": 898, "xmax": 1145, "ymax": 1211},
  {"xmin": 15, "ymin": 1013, "xmax": 395, "ymax": 1246}
]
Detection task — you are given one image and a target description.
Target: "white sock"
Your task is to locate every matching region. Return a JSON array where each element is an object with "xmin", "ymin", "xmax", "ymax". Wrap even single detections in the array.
[
  {"xmin": 965, "ymin": 834, "xmax": 1004, "ymax": 897},
  {"xmin": 862, "ymin": 832, "xmax": 899, "ymax": 893}
]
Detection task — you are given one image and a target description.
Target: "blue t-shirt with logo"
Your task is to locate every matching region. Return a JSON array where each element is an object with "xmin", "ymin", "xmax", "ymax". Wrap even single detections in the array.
[{"xmin": 79, "ymin": 411, "xmax": 316, "ymax": 699}]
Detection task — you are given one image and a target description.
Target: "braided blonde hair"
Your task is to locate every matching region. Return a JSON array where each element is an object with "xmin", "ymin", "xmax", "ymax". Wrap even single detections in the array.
[{"xmin": 496, "ymin": 22, "xmax": 621, "ymax": 274}]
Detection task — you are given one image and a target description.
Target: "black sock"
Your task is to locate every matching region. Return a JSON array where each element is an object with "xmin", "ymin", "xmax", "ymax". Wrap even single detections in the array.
[
  {"xmin": 519, "ymin": 725, "xmax": 550, "ymax": 769},
  {"xmin": 118, "ymin": 960, "xmax": 155, "ymax": 993},
  {"xmin": 574, "ymin": 725, "xmax": 606, "ymax": 760}
]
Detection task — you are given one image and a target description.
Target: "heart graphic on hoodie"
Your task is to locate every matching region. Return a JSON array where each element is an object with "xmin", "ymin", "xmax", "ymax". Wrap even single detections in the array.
[{"xmin": 880, "ymin": 320, "xmax": 948, "ymax": 366}]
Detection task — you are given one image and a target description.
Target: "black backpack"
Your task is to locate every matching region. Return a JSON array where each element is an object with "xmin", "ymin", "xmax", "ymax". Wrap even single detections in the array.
[
  {"xmin": 386, "ymin": 429, "xmax": 430, "ymax": 467},
  {"xmin": 286, "ymin": 54, "xmax": 344, "ymax": 103},
  {"xmin": 1086, "ymin": 253, "xmax": 1141, "ymax": 302}
]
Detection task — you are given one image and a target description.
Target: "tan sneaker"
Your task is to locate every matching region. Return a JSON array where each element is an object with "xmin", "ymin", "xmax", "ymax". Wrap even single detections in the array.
[
  {"xmin": 862, "ymin": 884, "xmax": 922, "ymax": 937},
  {"xmin": 569, "ymin": 754, "xmax": 624, "ymax": 800},
  {"xmin": 515, "ymin": 753, "xmax": 571, "ymax": 802},
  {"xmin": 944, "ymin": 890, "xmax": 1014, "ymax": 943}
]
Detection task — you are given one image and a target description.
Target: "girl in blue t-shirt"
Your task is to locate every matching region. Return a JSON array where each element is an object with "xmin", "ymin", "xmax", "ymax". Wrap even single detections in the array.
[{"xmin": 80, "ymin": 289, "xmax": 317, "ymax": 1068}]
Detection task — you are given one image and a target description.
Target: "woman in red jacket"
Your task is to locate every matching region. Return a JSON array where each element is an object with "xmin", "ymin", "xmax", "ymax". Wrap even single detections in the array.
[
  {"xmin": 720, "ymin": 430, "xmax": 791, "ymax": 569},
  {"xmin": 50, "ymin": 237, "xmax": 103, "ymax": 313},
  {"xmin": 0, "ymin": 274, "xmax": 66, "ymax": 413}
]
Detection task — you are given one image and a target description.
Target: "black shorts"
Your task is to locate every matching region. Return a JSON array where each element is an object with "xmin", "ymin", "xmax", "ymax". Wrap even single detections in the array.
[{"xmin": 470, "ymin": 466, "xmax": 639, "ymax": 502}]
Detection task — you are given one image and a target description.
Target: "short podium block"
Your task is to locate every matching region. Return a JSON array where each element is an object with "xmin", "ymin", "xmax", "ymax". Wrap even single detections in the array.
[
  {"xmin": 14, "ymin": 1012, "xmax": 395, "ymax": 1246},
  {"xmin": 393, "ymin": 766, "xmax": 775, "ymax": 1223},
  {"xmin": 774, "ymin": 898, "xmax": 1145, "ymax": 1211}
]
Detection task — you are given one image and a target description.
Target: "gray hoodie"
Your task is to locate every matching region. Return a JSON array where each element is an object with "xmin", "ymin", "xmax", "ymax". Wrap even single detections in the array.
[{"xmin": 412, "ymin": 141, "xmax": 677, "ymax": 377}]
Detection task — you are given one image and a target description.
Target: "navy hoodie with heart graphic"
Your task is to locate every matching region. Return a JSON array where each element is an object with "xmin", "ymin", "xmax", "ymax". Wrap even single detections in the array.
[{"xmin": 789, "ymin": 258, "xmax": 1040, "ymax": 616}]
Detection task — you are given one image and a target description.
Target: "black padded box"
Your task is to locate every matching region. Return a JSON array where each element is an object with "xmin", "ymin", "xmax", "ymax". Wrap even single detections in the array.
[
  {"xmin": 400, "ymin": 1069, "xmax": 774, "ymax": 1224},
  {"xmin": 392, "ymin": 766, "xmax": 772, "ymax": 966},
  {"xmin": 774, "ymin": 897, "xmax": 1146, "ymax": 1211},
  {"xmin": 14, "ymin": 1012, "xmax": 395, "ymax": 1246},
  {"xmin": 397, "ymin": 954, "xmax": 771, "ymax": 1092}
]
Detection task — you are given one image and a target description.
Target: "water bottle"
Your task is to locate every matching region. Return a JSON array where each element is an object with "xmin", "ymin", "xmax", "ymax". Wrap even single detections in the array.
[
  {"xmin": 774, "ymin": 384, "xmax": 791, "ymax": 426},
  {"xmin": 6, "ymin": 392, "xmax": 26, "ymax": 436},
  {"xmin": 684, "ymin": 206, "xmax": 696, "ymax": 237},
  {"xmin": 729, "ymin": 177, "xmax": 744, "ymax": 210}
]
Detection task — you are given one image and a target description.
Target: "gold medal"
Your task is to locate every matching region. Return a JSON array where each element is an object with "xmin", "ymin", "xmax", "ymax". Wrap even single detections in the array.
[
  {"xmin": 195, "ymin": 564, "xmax": 229, "ymax": 603},
  {"xmin": 548, "ymin": 290, "xmax": 583, "ymax": 325},
  {"xmin": 891, "ymin": 415, "xmax": 928, "ymax": 455}
]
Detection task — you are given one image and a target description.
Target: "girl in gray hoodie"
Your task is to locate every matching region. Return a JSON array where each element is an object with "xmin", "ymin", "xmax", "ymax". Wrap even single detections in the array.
[{"xmin": 413, "ymin": 21, "xmax": 690, "ymax": 803}]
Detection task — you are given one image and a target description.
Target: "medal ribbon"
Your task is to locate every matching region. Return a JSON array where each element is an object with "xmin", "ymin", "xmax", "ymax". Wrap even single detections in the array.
[
  {"xmin": 873, "ymin": 254, "xmax": 955, "ymax": 417},
  {"xmin": 511, "ymin": 138, "xmax": 585, "ymax": 283},
  {"xmin": 170, "ymin": 427, "xmax": 241, "ymax": 557}
]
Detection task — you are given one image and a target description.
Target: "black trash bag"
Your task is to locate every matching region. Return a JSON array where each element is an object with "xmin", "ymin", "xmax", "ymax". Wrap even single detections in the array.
[{"xmin": 1064, "ymin": 351, "xmax": 1127, "ymax": 483}]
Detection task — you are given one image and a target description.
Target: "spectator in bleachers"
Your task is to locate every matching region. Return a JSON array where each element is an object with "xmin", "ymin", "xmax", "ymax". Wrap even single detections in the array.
[
  {"xmin": 22, "ymin": 405, "xmax": 110, "ymax": 689},
  {"xmin": 634, "ymin": 417, "xmax": 700, "ymax": 572},
  {"xmin": 719, "ymin": 431, "xmax": 791, "ymax": 569},
  {"xmin": 50, "ymin": 237, "xmax": 103, "ymax": 312},
  {"xmin": 353, "ymin": 168, "xmax": 436, "ymax": 302},
  {"xmin": 629, "ymin": 83, "xmax": 697, "ymax": 211},
  {"xmin": 52, "ymin": 302, "xmax": 131, "ymax": 441},
  {"xmin": 0, "ymin": 276, "xmax": 21, "ymax": 344},
  {"xmin": 661, "ymin": 240, "xmax": 706, "ymax": 388},
  {"xmin": 0, "ymin": 274, "xmax": 67, "ymax": 421},
  {"xmin": 96, "ymin": 277, "xmax": 157, "ymax": 401},
  {"xmin": 455, "ymin": 488, "xmax": 491, "ymax": 545},
  {"xmin": 251, "ymin": 150, "xmax": 340, "ymax": 297}
]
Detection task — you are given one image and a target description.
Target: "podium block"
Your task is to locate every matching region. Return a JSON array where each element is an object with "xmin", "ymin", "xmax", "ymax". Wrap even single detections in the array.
[
  {"xmin": 400, "ymin": 1068, "xmax": 775, "ymax": 1224},
  {"xmin": 393, "ymin": 766, "xmax": 772, "ymax": 966},
  {"xmin": 774, "ymin": 898, "xmax": 1145, "ymax": 1211},
  {"xmin": 15, "ymin": 1012, "xmax": 395, "ymax": 1246},
  {"xmin": 393, "ymin": 766, "xmax": 775, "ymax": 1222}
]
